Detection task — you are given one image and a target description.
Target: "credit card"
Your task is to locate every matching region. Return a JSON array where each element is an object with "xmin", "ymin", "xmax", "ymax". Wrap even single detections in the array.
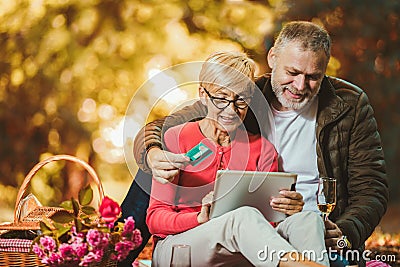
[{"xmin": 185, "ymin": 142, "xmax": 213, "ymax": 166}]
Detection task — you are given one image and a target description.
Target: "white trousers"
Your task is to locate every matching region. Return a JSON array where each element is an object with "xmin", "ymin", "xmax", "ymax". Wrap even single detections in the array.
[{"xmin": 152, "ymin": 207, "xmax": 329, "ymax": 267}]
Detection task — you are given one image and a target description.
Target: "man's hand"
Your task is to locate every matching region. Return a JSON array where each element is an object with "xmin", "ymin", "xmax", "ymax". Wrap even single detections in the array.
[
  {"xmin": 147, "ymin": 148, "xmax": 190, "ymax": 184},
  {"xmin": 324, "ymin": 219, "xmax": 344, "ymax": 250},
  {"xmin": 270, "ymin": 190, "xmax": 304, "ymax": 215},
  {"xmin": 197, "ymin": 191, "xmax": 214, "ymax": 224}
]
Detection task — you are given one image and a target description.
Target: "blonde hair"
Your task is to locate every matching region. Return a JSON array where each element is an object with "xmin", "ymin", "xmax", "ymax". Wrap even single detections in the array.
[{"xmin": 199, "ymin": 51, "xmax": 256, "ymax": 95}]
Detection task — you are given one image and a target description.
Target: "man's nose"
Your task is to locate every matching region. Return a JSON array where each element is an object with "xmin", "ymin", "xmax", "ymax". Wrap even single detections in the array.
[{"xmin": 293, "ymin": 75, "xmax": 306, "ymax": 91}]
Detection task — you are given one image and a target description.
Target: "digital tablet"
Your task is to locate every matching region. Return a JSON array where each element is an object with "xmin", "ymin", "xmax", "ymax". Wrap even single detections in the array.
[{"xmin": 209, "ymin": 170, "xmax": 297, "ymax": 222}]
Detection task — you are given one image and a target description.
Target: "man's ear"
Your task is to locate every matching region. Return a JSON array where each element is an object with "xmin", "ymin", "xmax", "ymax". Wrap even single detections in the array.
[
  {"xmin": 267, "ymin": 47, "xmax": 276, "ymax": 69},
  {"xmin": 199, "ymin": 87, "xmax": 207, "ymax": 106}
]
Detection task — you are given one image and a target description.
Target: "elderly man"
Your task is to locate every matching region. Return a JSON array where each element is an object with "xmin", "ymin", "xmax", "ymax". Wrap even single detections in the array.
[{"xmin": 120, "ymin": 21, "xmax": 388, "ymax": 267}]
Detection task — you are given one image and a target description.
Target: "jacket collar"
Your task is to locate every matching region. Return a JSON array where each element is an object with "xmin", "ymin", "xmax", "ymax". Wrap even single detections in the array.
[{"xmin": 316, "ymin": 76, "xmax": 351, "ymax": 127}]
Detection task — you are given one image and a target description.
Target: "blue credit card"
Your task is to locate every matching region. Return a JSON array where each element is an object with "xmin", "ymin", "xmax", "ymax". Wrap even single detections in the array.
[{"xmin": 185, "ymin": 142, "xmax": 213, "ymax": 166}]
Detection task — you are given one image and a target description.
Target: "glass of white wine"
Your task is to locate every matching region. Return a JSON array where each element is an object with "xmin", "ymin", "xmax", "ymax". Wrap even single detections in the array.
[
  {"xmin": 317, "ymin": 177, "xmax": 336, "ymax": 220},
  {"xmin": 170, "ymin": 244, "xmax": 191, "ymax": 267}
]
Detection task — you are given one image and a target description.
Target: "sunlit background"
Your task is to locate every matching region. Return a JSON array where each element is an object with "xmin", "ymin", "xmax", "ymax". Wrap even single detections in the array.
[{"xmin": 0, "ymin": 0, "xmax": 399, "ymax": 237}]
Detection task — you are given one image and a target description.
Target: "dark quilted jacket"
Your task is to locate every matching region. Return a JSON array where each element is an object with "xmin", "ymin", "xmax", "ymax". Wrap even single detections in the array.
[
  {"xmin": 133, "ymin": 74, "xmax": 388, "ymax": 263},
  {"xmin": 255, "ymin": 75, "xmax": 388, "ymax": 253}
]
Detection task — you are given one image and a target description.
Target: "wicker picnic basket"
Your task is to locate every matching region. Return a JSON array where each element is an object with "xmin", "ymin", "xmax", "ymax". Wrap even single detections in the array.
[{"xmin": 0, "ymin": 154, "xmax": 117, "ymax": 267}]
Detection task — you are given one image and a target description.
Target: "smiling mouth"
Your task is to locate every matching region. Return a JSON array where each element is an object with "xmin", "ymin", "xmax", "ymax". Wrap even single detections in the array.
[
  {"xmin": 219, "ymin": 116, "xmax": 236, "ymax": 123},
  {"xmin": 284, "ymin": 87, "xmax": 305, "ymax": 100}
]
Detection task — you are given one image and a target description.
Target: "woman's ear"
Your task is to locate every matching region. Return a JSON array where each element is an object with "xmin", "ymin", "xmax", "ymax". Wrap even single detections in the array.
[{"xmin": 199, "ymin": 87, "xmax": 207, "ymax": 106}]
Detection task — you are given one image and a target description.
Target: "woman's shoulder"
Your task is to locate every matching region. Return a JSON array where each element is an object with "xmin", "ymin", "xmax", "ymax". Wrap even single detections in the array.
[
  {"xmin": 164, "ymin": 122, "xmax": 201, "ymax": 146},
  {"xmin": 164, "ymin": 121, "xmax": 198, "ymax": 135}
]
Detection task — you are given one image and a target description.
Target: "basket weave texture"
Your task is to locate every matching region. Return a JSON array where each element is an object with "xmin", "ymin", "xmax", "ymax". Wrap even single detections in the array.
[{"xmin": 0, "ymin": 154, "xmax": 116, "ymax": 267}]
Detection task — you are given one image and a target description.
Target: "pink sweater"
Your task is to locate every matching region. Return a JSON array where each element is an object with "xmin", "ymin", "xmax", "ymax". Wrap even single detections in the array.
[{"xmin": 146, "ymin": 122, "xmax": 278, "ymax": 238}]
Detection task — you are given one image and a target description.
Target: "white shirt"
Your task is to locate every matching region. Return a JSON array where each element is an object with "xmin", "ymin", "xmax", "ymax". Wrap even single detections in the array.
[{"xmin": 269, "ymin": 97, "xmax": 320, "ymax": 212}]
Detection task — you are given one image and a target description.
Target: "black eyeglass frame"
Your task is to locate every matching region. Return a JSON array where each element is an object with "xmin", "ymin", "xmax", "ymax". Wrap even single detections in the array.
[{"xmin": 202, "ymin": 87, "xmax": 252, "ymax": 110}]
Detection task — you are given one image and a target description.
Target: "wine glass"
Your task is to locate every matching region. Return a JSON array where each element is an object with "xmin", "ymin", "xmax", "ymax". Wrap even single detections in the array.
[
  {"xmin": 170, "ymin": 244, "xmax": 191, "ymax": 267},
  {"xmin": 317, "ymin": 177, "xmax": 336, "ymax": 220}
]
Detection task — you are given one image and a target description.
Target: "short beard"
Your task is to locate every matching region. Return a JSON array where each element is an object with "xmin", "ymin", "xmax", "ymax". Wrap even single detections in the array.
[{"xmin": 271, "ymin": 76, "xmax": 318, "ymax": 110}]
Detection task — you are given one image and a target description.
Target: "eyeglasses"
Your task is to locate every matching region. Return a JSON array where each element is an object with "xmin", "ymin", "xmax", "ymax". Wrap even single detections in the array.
[{"xmin": 202, "ymin": 87, "xmax": 252, "ymax": 110}]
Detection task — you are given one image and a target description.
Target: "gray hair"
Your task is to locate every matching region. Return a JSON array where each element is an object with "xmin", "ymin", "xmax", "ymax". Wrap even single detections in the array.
[
  {"xmin": 199, "ymin": 51, "xmax": 256, "ymax": 95},
  {"xmin": 274, "ymin": 21, "xmax": 331, "ymax": 59}
]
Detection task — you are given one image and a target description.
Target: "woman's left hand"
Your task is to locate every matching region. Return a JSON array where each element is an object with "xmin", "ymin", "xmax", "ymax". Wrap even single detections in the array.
[
  {"xmin": 270, "ymin": 190, "xmax": 304, "ymax": 215},
  {"xmin": 197, "ymin": 191, "xmax": 214, "ymax": 224}
]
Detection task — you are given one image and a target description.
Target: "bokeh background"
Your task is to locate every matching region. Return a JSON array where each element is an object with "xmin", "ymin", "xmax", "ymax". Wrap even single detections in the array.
[{"xmin": 0, "ymin": 0, "xmax": 399, "ymax": 237}]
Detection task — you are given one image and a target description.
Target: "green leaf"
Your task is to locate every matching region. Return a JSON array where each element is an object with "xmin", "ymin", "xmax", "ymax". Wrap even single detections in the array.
[
  {"xmin": 78, "ymin": 185, "xmax": 93, "ymax": 206},
  {"xmin": 60, "ymin": 200, "xmax": 73, "ymax": 210},
  {"xmin": 75, "ymin": 218, "xmax": 83, "ymax": 232},
  {"xmin": 81, "ymin": 205, "xmax": 96, "ymax": 215},
  {"xmin": 40, "ymin": 220, "xmax": 53, "ymax": 235},
  {"xmin": 53, "ymin": 222, "xmax": 71, "ymax": 238},
  {"xmin": 71, "ymin": 197, "xmax": 80, "ymax": 217},
  {"xmin": 50, "ymin": 210, "xmax": 74, "ymax": 224}
]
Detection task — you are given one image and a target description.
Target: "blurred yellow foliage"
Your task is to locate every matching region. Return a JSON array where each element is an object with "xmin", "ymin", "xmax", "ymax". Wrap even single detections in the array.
[
  {"xmin": 0, "ymin": 0, "xmax": 275, "ymax": 214},
  {"xmin": 0, "ymin": 0, "xmax": 399, "ymax": 224}
]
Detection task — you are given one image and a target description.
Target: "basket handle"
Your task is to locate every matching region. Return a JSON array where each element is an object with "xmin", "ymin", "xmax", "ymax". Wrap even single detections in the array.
[{"xmin": 14, "ymin": 154, "xmax": 105, "ymax": 224}]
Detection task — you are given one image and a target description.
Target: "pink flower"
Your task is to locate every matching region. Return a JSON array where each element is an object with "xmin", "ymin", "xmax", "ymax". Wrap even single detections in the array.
[
  {"xmin": 113, "ymin": 240, "xmax": 135, "ymax": 261},
  {"xmin": 71, "ymin": 240, "xmax": 88, "ymax": 258},
  {"xmin": 32, "ymin": 192, "xmax": 142, "ymax": 266},
  {"xmin": 59, "ymin": 243, "xmax": 77, "ymax": 262},
  {"xmin": 132, "ymin": 229, "xmax": 143, "ymax": 247},
  {"xmin": 94, "ymin": 249, "xmax": 104, "ymax": 260},
  {"xmin": 366, "ymin": 260, "xmax": 391, "ymax": 267},
  {"xmin": 86, "ymin": 229, "xmax": 109, "ymax": 249},
  {"xmin": 40, "ymin": 236, "xmax": 56, "ymax": 252},
  {"xmin": 47, "ymin": 252, "xmax": 62, "ymax": 266},
  {"xmin": 122, "ymin": 216, "xmax": 136, "ymax": 237},
  {"xmin": 79, "ymin": 251, "xmax": 99, "ymax": 266},
  {"xmin": 86, "ymin": 229, "xmax": 101, "ymax": 247},
  {"xmin": 32, "ymin": 243, "xmax": 46, "ymax": 258},
  {"xmin": 99, "ymin": 196, "xmax": 121, "ymax": 224}
]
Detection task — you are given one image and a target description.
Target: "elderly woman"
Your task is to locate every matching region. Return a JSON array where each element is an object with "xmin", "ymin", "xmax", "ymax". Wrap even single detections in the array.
[{"xmin": 146, "ymin": 51, "xmax": 328, "ymax": 267}]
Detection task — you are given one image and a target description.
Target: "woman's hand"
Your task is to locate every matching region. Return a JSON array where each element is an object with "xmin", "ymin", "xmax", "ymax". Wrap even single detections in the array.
[
  {"xmin": 270, "ymin": 190, "xmax": 304, "ymax": 215},
  {"xmin": 197, "ymin": 191, "xmax": 214, "ymax": 224},
  {"xmin": 147, "ymin": 147, "xmax": 190, "ymax": 184}
]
